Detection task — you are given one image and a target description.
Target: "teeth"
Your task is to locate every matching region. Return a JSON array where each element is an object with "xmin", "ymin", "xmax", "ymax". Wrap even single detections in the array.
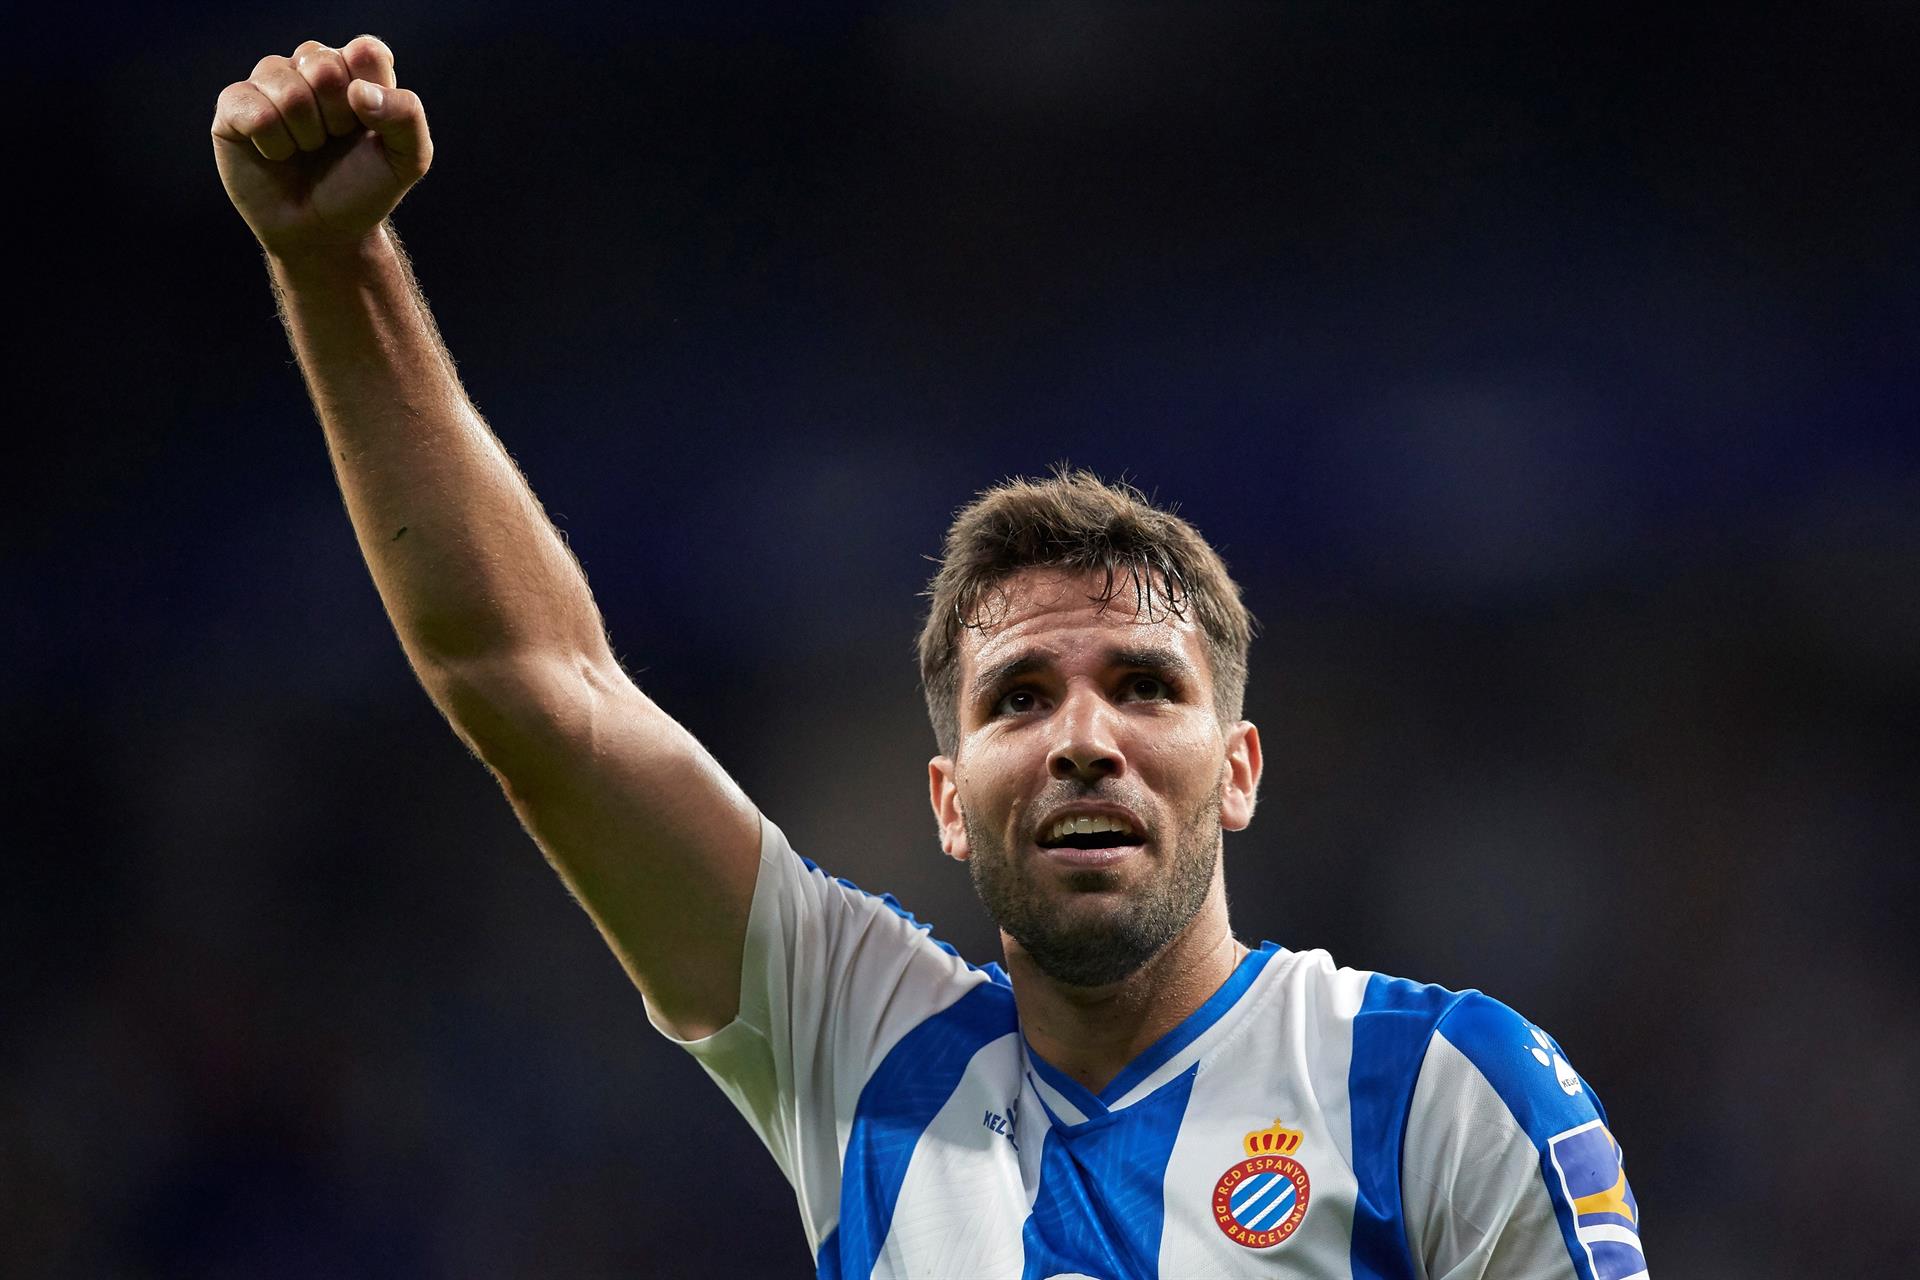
[{"xmin": 1046, "ymin": 814, "xmax": 1135, "ymax": 842}]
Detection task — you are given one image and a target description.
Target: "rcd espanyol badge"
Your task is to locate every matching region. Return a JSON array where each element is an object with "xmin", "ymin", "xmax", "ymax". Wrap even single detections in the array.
[{"xmin": 1211, "ymin": 1121, "xmax": 1311, "ymax": 1248}]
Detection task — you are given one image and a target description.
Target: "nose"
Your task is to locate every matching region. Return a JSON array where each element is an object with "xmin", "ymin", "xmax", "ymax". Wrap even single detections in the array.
[{"xmin": 1049, "ymin": 683, "xmax": 1125, "ymax": 783}]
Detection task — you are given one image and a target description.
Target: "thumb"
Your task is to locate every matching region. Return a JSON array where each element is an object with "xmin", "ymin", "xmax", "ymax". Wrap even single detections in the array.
[{"xmin": 347, "ymin": 79, "xmax": 432, "ymax": 175}]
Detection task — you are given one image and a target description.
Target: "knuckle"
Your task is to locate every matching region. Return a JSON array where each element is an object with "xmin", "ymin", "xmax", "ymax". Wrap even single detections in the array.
[
  {"xmin": 345, "ymin": 34, "xmax": 395, "ymax": 71},
  {"xmin": 250, "ymin": 54, "xmax": 288, "ymax": 79},
  {"xmin": 257, "ymin": 74, "xmax": 315, "ymax": 115},
  {"xmin": 241, "ymin": 102, "xmax": 281, "ymax": 136},
  {"xmin": 219, "ymin": 85, "xmax": 272, "ymax": 131},
  {"xmin": 303, "ymin": 55, "xmax": 349, "ymax": 90}
]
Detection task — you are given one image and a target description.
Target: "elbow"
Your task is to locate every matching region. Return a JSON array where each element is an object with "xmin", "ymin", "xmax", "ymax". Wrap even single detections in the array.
[{"xmin": 421, "ymin": 648, "xmax": 610, "ymax": 775}]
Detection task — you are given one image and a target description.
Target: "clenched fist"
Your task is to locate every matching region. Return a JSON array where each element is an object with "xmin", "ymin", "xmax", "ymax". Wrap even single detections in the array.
[{"xmin": 212, "ymin": 36, "xmax": 432, "ymax": 257}]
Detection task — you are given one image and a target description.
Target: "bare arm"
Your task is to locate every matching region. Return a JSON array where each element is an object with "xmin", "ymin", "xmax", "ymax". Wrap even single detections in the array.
[
  {"xmin": 271, "ymin": 227, "xmax": 601, "ymax": 670},
  {"xmin": 213, "ymin": 36, "xmax": 758, "ymax": 1035}
]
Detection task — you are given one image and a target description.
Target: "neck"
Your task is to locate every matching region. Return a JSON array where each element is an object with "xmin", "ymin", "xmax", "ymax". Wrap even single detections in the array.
[{"xmin": 1007, "ymin": 879, "xmax": 1245, "ymax": 1096}]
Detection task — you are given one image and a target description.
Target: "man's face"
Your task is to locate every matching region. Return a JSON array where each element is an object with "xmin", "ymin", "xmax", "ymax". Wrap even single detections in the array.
[{"xmin": 927, "ymin": 568, "xmax": 1261, "ymax": 987}]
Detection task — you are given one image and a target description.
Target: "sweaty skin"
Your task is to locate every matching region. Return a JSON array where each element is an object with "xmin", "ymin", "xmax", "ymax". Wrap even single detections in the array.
[{"xmin": 929, "ymin": 568, "xmax": 1263, "ymax": 1093}]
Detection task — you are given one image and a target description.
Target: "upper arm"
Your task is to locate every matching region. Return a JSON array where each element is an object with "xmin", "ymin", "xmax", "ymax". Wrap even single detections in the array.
[
  {"xmin": 1403, "ymin": 994, "xmax": 1647, "ymax": 1280},
  {"xmin": 427, "ymin": 648, "xmax": 762, "ymax": 1039}
]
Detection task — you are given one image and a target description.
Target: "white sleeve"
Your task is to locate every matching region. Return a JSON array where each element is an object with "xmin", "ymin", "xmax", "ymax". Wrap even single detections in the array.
[
  {"xmin": 1402, "ymin": 1033, "xmax": 1582, "ymax": 1279},
  {"xmin": 642, "ymin": 815, "xmax": 989, "ymax": 1253},
  {"xmin": 1401, "ymin": 993, "xmax": 1648, "ymax": 1280}
]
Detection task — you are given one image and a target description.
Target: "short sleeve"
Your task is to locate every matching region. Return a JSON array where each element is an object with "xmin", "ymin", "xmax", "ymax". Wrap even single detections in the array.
[
  {"xmin": 642, "ymin": 815, "xmax": 994, "ymax": 1252},
  {"xmin": 1401, "ymin": 993, "xmax": 1648, "ymax": 1280}
]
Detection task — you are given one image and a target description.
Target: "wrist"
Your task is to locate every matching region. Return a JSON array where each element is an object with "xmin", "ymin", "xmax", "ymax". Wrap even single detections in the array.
[{"xmin": 266, "ymin": 223, "xmax": 400, "ymax": 282}]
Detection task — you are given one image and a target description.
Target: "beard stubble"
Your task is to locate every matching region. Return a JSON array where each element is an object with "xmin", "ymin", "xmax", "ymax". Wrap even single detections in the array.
[{"xmin": 963, "ymin": 781, "xmax": 1225, "ymax": 988}]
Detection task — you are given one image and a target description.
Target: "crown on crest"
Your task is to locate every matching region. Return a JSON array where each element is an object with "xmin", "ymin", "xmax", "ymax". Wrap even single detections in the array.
[{"xmin": 1243, "ymin": 1121, "xmax": 1304, "ymax": 1157}]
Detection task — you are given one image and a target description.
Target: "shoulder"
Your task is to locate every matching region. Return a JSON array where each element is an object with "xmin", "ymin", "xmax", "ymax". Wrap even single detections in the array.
[
  {"xmin": 1424, "ymin": 989, "xmax": 1608, "ymax": 1143},
  {"xmin": 700, "ymin": 816, "xmax": 1012, "ymax": 1062},
  {"xmin": 790, "ymin": 845, "xmax": 1013, "ymax": 992},
  {"xmin": 1328, "ymin": 959, "xmax": 1611, "ymax": 1151},
  {"xmin": 1339, "ymin": 967, "xmax": 1644, "ymax": 1280},
  {"xmin": 1260, "ymin": 948, "xmax": 1480, "ymax": 1080},
  {"xmin": 1277, "ymin": 952, "xmax": 1603, "ymax": 1135}
]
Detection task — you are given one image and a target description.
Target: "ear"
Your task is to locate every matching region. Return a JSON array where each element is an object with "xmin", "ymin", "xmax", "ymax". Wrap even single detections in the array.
[
  {"xmin": 928, "ymin": 755, "xmax": 972, "ymax": 862},
  {"xmin": 1219, "ymin": 721, "xmax": 1263, "ymax": 832}
]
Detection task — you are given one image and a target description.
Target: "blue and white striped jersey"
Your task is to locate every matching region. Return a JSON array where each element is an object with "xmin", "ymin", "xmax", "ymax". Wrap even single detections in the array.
[{"xmin": 648, "ymin": 817, "xmax": 1648, "ymax": 1280}]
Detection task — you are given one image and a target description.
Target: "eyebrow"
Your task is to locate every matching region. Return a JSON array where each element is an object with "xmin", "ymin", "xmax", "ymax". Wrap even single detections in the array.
[
  {"xmin": 970, "ymin": 653, "xmax": 1051, "ymax": 701},
  {"xmin": 969, "ymin": 645, "xmax": 1202, "ymax": 700}
]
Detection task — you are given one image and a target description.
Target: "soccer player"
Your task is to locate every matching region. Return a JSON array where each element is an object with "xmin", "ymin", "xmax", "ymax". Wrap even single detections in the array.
[{"xmin": 213, "ymin": 37, "xmax": 1649, "ymax": 1280}]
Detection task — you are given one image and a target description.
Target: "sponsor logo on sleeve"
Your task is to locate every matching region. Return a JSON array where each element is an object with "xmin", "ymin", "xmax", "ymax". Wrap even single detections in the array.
[
  {"xmin": 1548, "ymin": 1119, "xmax": 1647, "ymax": 1280},
  {"xmin": 1211, "ymin": 1121, "xmax": 1311, "ymax": 1249}
]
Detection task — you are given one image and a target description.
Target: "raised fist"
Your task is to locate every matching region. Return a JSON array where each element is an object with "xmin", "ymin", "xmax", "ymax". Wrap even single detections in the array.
[{"xmin": 211, "ymin": 36, "xmax": 432, "ymax": 257}]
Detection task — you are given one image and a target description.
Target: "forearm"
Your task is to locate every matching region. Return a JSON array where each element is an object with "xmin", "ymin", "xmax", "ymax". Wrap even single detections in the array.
[{"xmin": 270, "ymin": 222, "xmax": 610, "ymax": 678}]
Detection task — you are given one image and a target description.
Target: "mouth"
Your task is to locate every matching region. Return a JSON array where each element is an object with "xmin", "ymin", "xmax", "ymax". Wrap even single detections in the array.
[{"xmin": 1032, "ymin": 808, "xmax": 1147, "ymax": 866}]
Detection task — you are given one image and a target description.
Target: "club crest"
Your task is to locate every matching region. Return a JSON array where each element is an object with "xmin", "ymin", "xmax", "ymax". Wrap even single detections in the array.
[{"xmin": 1211, "ymin": 1121, "xmax": 1311, "ymax": 1249}]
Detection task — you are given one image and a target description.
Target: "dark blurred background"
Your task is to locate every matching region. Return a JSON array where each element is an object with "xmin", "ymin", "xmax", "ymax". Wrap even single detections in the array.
[{"xmin": 5, "ymin": 2, "xmax": 1916, "ymax": 1276}]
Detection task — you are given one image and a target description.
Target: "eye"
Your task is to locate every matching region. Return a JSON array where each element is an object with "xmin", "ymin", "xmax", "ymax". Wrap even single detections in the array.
[
  {"xmin": 1121, "ymin": 675, "xmax": 1170, "ymax": 702},
  {"xmin": 993, "ymin": 688, "xmax": 1042, "ymax": 717}
]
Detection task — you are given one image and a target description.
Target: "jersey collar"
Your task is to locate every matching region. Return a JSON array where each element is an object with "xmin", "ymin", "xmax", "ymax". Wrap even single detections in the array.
[{"xmin": 1023, "ymin": 941, "xmax": 1282, "ymax": 1128}]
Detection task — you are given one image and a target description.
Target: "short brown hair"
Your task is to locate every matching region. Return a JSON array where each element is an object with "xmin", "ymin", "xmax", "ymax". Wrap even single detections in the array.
[{"xmin": 918, "ymin": 468, "xmax": 1256, "ymax": 756}]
